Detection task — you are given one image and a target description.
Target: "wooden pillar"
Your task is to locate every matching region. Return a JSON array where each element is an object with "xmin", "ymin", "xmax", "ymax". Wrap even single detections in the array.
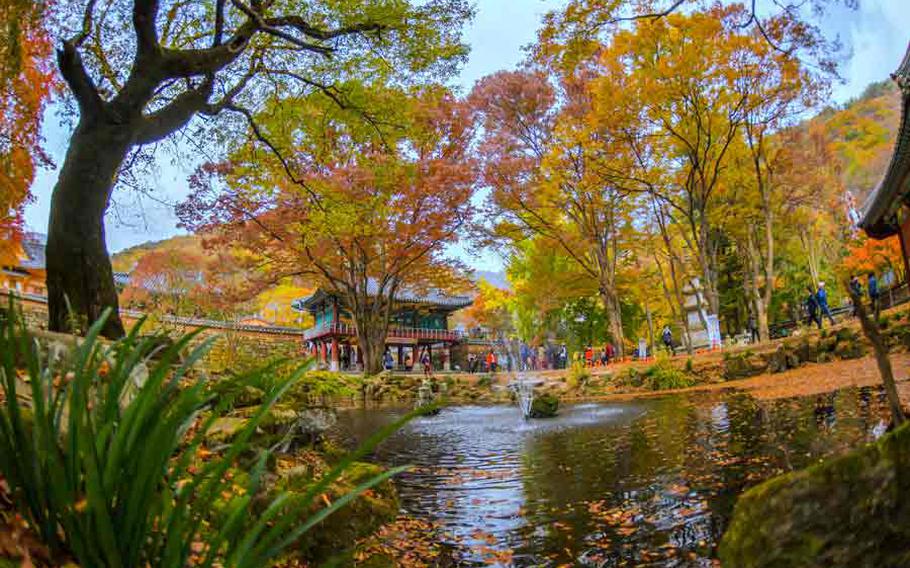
[
  {"xmin": 397, "ymin": 345, "xmax": 404, "ymax": 366},
  {"xmin": 443, "ymin": 344, "xmax": 451, "ymax": 371},
  {"xmin": 330, "ymin": 336, "xmax": 339, "ymax": 372}
]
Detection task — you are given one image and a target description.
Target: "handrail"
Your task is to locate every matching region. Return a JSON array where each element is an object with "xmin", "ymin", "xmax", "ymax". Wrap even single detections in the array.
[{"xmin": 303, "ymin": 322, "xmax": 464, "ymax": 341}]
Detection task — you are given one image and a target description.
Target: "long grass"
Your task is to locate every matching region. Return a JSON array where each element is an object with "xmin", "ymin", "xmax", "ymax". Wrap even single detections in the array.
[{"xmin": 0, "ymin": 301, "xmax": 410, "ymax": 567}]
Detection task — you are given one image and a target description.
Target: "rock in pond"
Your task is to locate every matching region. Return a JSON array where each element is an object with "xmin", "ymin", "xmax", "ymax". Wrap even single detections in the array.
[
  {"xmin": 529, "ymin": 393, "xmax": 559, "ymax": 418},
  {"xmin": 720, "ymin": 421, "xmax": 910, "ymax": 567}
]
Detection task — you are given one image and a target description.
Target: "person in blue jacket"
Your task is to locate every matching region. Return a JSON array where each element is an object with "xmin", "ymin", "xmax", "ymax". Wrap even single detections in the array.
[
  {"xmin": 817, "ymin": 281, "xmax": 835, "ymax": 327},
  {"xmin": 868, "ymin": 272, "xmax": 881, "ymax": 321}
]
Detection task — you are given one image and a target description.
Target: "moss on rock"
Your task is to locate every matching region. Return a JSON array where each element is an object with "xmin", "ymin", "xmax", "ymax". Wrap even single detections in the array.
[
  {"xmin": 719, "ymin": 422, "xmax": 910, "ymax": 567},
  {"xmin": 529, "ymin": 393, "xmax": 559, "ymax": 418}
]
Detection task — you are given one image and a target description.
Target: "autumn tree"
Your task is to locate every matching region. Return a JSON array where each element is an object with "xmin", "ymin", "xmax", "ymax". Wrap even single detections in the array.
[
  {"xmin": 472, "ymin": 70, "xmax": 641, "ymax": 355},
  {"xmin": 0, "ymin": 0, "xmax": 56, "ymax": 263},
  {"xmin": 458, "ymin": 279, "xmax": 515, "ymax": 339},
  {"xmin": 120, "ymin": 248, "xmax": 212, "ymax": 317},
  {"xmin": 178, "ymin": 86, "xmax": 477, "ymax": 374},
  {"xmin": 44, "ymin": 0, "xmax": 472, "ymax": 338},
  {"xmin": 841, "ymin": 235, "xmax": 905, "ymax": 283}
]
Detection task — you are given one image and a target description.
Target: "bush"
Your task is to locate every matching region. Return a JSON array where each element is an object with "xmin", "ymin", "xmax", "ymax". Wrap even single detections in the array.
[
  {"xmin": 685, "ymin": 358, "xmax": 694, "ymax": 373},
  {"xmin": 476, "ymin": 374, "xmax": 494, "ymax": 388},
  {"xmin": 0, "ymin": 303, "xmax": 405, "ymax": 568},
  {"xmin": 645, "ymin": 358, "xmax": 694, "ymax": 391},
  {"xmin": 566, "ymin": 362, "xmax": 591, "ymax": 389}
]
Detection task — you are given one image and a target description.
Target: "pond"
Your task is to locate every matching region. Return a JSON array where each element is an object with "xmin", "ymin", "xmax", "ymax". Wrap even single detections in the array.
[{"xmin": 333, "ymin": 387, "xmax": 892, "ymax": 566}]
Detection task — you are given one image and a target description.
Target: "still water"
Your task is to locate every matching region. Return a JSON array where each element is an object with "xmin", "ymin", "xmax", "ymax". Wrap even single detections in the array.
[{"xmin": 333, "ymin": 387, "xmax": 892, "ymax": 566}]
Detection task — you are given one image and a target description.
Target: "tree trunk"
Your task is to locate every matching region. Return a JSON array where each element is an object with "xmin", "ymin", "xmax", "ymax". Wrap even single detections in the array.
[
  {"xmin": 849, "ymin": 284, "xmax": 905, "ymax": 426},
  {"xmin": 351, "ymin": 303, "xmax": 391, "ymax": 376},
  {"xmin": 357, "ymin": 328, "xmax": 388, "ymax": 376},
  {"xmin": 47, "ymin": 119, "xmax": 133, "ymax": 338},
  {"xmin": 600, "ymin": 287, "xmax": 625, "ymax": 357},
  {"xmin": 745, "ymin": 231, "xmax": 770, "ymax": 342}
]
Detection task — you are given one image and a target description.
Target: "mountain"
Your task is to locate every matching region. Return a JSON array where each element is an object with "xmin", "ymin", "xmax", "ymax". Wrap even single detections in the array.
[
  {"xmin": 111, "ymin": 235, "xmax": 204, "ymax": 272},
  {"xmin": 472, "ymin": 269, "xmax": 510, "ymax": 291}
]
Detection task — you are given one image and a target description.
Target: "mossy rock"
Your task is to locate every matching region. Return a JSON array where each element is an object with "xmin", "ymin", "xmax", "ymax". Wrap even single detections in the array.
[
  {"xmin": 834, "ymin": 327, "xmax": 858, "ymax": 343},
  {"xmin": 529, "ymin": 393, "xmax": 559, "ymax": 418},
  {"xmin": 834, "ymin": 339, "xmax": 865, "ymax": 360},
  {"xmin": 765, "ymin": 347, "xmax": 788, "ymax": 374},
  {"xmin": 795, "ymin": 339, "xmax": 818, "ymax": 364},
  {"xmin": 724, "ymin": 352, "xmax": 767, "ymax": 380},
  {"xmin": 720, "ymin": 421, "xmax": 910, "ymax": 567},
  {"xmin": 818, "ymin": 336, "xmax": 838, "ymax": 353}
]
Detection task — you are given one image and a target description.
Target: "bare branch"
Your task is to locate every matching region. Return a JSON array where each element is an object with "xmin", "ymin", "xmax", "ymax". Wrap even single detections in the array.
[{"xmin": 70, "ymin": 0, "xmax": 98, "ymax": 47}]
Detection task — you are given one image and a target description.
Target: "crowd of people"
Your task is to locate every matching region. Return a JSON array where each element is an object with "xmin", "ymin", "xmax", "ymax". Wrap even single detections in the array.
[{"xmin": 465, "ymin": 342, "xmax": 570, "ymax": 373}]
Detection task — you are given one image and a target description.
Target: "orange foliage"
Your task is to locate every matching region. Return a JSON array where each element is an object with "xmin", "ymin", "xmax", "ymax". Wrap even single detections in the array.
[
  {"xmin": 841, "ymin": 235, "xmax": 905, "ymax": 281},
  {"xmin": 0, "ymin": 1, "xmax": 56, "ymax": 260}
]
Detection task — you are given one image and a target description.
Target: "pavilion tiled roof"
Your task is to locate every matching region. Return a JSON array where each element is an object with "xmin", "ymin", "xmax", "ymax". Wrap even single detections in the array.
[
  {"xmin": 293, "ymin": 280, "xmax": 473, "ymax": 313},
  {"xmin": 19, "ymin": 233, "xmax": 46, "ymax": 270},
  {"xmin": 859, "ymin": 42, "xmax": 910, "ymax": 238}
]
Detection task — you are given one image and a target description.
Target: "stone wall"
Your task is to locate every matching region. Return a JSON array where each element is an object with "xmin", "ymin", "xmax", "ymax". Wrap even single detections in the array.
[{"xmin": 13, "ymin": 296, "xmax": 307, "ymax": 372}]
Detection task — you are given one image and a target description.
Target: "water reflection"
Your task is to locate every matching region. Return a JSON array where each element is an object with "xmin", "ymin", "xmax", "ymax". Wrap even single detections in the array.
[{"xmin": 333, "ymin": 387, "xmax": 893, "ymax": 566}]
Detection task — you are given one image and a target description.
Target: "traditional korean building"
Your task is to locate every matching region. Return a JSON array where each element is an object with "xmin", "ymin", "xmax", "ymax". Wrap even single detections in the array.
[
  {"xmin": 859, "ymin": 43, "xmax": 910, "ymax": 278},
  {"xmin": 1, "ymin": 232, "xmax": 47, "ymax": 297},
  {"xmin": 293, "ymin": 284, "xmax": 472, "ymax": 371}
]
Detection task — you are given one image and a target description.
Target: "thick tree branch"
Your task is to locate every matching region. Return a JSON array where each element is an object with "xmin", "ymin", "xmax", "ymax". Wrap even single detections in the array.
[
  {"xmin": 57, "ymin": 41, "xmax": 103, "ymax": 116},
  {"xmin": 133, "ymin": 0, "xmax": 161, "ymax": 56},
  {"xmin": 230, "ymin": 0, "xmax": 332, "ymax": 54},
  {"xmin": 136, "ymin": 76, "xmax": 214, "ymax": 144},
  {"xmin": 213, "ymin": 0, "xmax": 227, "ymax": 46},
  {"xmin": 262, "ymin": 16, "xmax": 385, "ymax": 41}
]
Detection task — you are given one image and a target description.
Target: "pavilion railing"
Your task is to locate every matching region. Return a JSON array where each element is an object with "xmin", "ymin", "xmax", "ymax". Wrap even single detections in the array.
[{"xmin": 303, "ymin": 322, "xmax": 465, "ymax": 342}]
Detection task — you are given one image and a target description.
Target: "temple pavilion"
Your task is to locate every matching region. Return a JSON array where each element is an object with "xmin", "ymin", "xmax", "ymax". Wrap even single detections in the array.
[
  {"xmin": 860, "ymin": 42, "xmax": 910, "ymax": 277},
  {"xmin": 293, "ymin": 283, "xmax": 472, "ymax": 372}
]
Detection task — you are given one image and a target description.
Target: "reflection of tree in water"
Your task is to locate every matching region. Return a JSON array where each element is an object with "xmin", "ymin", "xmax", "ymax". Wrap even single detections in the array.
[
  {"xmin": 510, "ymin": 390, "xmax": 894, "ymax": 566},
  {"xmin": 334, "ymin": 389, "xmax": 896, "ymax": 566}
]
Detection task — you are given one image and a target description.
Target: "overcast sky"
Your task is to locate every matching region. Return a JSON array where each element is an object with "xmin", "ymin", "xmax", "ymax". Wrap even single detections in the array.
[{"xmin": 22, "ymin": 0, "xmax": 910, "ymax": 271}]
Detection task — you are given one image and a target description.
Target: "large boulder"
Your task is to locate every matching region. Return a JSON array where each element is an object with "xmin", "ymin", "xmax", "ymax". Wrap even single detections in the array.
[
  {"xmin": 723, "ymin": 351, "xmax": 767, "ymax": 380},
  {"xmin": 529, "ymin": 393, "xmax": 559, "ymax": 418},
  {"xmin": 720, "ymin": 422, "xmax": 910, "ymax": 567}
]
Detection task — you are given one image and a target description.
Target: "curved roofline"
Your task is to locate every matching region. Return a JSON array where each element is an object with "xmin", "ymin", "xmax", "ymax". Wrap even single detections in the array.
[{"xmin": 859, "ymin": 41, "xmax": 910, "ymax": 238}]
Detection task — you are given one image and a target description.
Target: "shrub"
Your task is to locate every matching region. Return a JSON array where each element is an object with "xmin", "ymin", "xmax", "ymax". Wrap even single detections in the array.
[
  {"xmin": 645, "ymin": 358, "xmax": 694, "ymax": 391},
  {"xmin": 685, "ymin": 358, "xmax": 694, "ymax": 373},
  {"xmin": 0, "ymin": 303, "xmax": 406, "ymax": 568},
  {"xmin": 476, "ymin": 375, "xmax": 493, "ymax": 388},
  {"xmin": 566, "ymin": 362, "xmax": 591, "ymax": 389}
]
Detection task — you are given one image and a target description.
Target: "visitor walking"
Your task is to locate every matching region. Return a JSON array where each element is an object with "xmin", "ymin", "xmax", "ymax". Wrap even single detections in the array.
[
  {"xmin": 662, "ymin": 325, "xmax": 675, "ymax": 355},
  {"xmin": 559, "ymin": 345, "xmax": 568, "ymax": 369},
  {"xmin": 605, "ymin": 342, "xmax": 615, "ymax": 364},
  {"xmin": 584, "ymin": 346, "xmax": 594, "ymax": 367},
  {"xmin": 849, "ymin": 275, "xmax": 863, "ymax": 318},
  {"xmin": 421, "ymin": 350, "xmax": 433, "ymax": 378},
  {"xmin": 805, "ymin": 285, "xmax": 821, "ymax": 329},
  {"xmin": 869, "ymin": 272, "xmax": 881, "ymax": 321},
  {"xmin": 486, "ymin": 350, "xmax": 497, "ymax": 373},
  {"xmin": 383, "ymin": 350, "xmax": 394, "ymax": 371},
  {"xmin": 817, "ymin": 282, "xmax": 836, "ymax": 327},
  {"xmin": 748, "ymin": 312, "xmax": 759, "ymax": 343}
]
